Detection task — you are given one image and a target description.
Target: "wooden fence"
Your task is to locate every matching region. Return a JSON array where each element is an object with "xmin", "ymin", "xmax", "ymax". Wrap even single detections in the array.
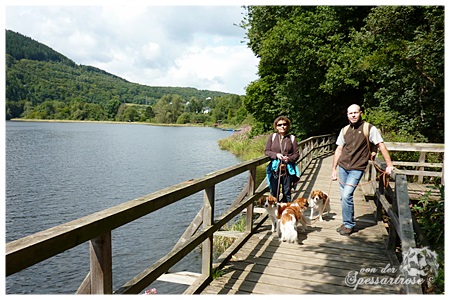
[
  {"xmin": 365, "ymin": 142, "xmax": 444, "ymax": 294},
  {"xmin": 383, "ymin": 142, "xmax": 443, "ymax": 184},
  {"xmin": 5, "ymin": 133, "xmax": 336, "ymax": 294}
]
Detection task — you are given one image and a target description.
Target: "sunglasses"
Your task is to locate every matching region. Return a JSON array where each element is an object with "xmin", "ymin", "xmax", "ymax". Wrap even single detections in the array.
[{"xmin": 277, "ymin": 123, "xmax": 288, "ymax": 127}]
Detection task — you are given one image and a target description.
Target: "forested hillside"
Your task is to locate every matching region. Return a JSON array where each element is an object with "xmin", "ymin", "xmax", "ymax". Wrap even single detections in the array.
[
  {"xmin": 241, "ymin": 6, "xmax": 444, "ymax": 143},
  {"xmin": 5, "ymin": 30, "xmax": 243, "ymax": 125}
]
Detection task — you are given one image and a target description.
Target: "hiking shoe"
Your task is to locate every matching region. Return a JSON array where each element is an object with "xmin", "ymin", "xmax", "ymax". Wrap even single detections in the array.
[
  {"xmin": 339, "ymin": 226, "xmax": 353, "ymax": 236},
  {"xmin": 336, "ymin": 224, "xmax": 346, "ymax": 232}
]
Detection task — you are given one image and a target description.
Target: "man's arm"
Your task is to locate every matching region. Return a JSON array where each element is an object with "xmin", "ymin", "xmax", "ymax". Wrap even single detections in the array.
[
  {"xmin": 377, "ymin": 142, "xmax": 394, "ymax": 175},
  {"xmin": 331, "ymin": 145, "xmax": 343, "ymax": 180}
]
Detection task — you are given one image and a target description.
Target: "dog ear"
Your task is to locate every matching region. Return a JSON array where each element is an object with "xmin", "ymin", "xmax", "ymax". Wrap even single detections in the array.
[
  {"xmin": 276, "ymin": 203, "xmax": 285, "ymax": 218},
  {"xmin": 259, "ymin": 196, "xmax": 266, "ymax": 206}
]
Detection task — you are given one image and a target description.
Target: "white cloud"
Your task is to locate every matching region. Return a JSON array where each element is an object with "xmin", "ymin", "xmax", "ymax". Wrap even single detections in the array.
[
  {"xmin": 156, "ymin": 44, "xmax": 257, "ymax": 93},
  {"xmin": 5, "ymin": 5, "xmax": 259, "ymax": 95}
]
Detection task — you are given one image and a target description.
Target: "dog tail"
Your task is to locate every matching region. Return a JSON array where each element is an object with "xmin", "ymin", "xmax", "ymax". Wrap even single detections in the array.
[{"xmin": 282, "ymin": 217, "xmax": 298, "ymax": 243}]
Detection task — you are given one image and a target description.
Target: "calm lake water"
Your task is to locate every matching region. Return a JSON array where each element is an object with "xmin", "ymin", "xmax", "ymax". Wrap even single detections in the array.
[{"xmin": 5, "ymin": 121, "xmax": 247, "ymax": 294}]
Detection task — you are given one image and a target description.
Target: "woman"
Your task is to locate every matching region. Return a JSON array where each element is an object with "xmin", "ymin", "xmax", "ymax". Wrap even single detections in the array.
[{"xmin": 264, "ymin": 116, "xmax": 300, "ymax": 203}]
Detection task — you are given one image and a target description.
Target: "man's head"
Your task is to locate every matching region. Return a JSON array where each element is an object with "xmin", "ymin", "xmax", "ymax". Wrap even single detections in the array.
[{"xmin": 347, "ymin": 104, "xmax": 362, "ymax": 124}]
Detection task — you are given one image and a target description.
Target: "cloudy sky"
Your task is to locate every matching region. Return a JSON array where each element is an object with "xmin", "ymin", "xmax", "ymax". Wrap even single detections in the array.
[{"xmin": 4, "ymin": 1, "xmax": 262, "ymax": 95}]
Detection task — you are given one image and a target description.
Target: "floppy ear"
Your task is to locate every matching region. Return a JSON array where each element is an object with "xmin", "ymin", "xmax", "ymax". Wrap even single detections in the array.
[
  {"xmin": 301, "ymin": 198, "xmax": 308, "ymax": 207},
  {"xmin": 277, "ymin": 202, "xmax": 287, "ymax": 217},
  {"xmin": 259, "ymin": 195, "xmax": 266, "ymax": 206}
]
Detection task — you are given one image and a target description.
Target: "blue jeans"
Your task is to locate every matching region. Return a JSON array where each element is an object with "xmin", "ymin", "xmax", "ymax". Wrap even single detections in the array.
[
  {"xmin": 269, "ymin": 173, "xmax": 292, "ymax": 203},
  {"xmin": 338, "ymin": 166, "xmax": 364, "ymax": 229}
]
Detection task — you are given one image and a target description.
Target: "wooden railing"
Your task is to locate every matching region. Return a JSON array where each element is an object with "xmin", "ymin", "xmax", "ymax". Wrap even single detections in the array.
[
  {"xmin": 5, "ymin": 133, "xmax": 336, "ymax": 295},
  {"xmin": 365, "ymin": 142, "xmax": 444, "ymax": 294},
  {"xmin": 366, "ymin": 142, "xmax": 444, "ymax": 186}
]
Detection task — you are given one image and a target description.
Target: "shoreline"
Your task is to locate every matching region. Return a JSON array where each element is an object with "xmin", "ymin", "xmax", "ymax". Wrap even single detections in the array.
[
  {"xmin": 8, "ymin": 118, "xmax": 209, "ymax": 127},
  {"xmin": 8, "ymin": 118, "xmax": 245, "ymax": 131}
]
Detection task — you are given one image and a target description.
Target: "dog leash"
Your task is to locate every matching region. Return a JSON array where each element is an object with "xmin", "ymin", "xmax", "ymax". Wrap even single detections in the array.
[
  {"xmin": 337, "ymin": 155, "xmax": 389, "ymax": 189},
  {"xmin": 276, "ymin": 160, "xmax": 282, "ymax": 202}
]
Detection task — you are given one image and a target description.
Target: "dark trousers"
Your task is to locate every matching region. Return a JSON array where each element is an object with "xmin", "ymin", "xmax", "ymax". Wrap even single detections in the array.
[{"xmin": 269, "ymin": 173, "xmax": 292, "ymax": 203}]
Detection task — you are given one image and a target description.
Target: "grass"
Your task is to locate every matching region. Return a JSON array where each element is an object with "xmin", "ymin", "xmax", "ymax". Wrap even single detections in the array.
[
  {"xmin": 217, "ymin": 125, "xmax": 268, "ymax": 161},
  {"xmin": 213, "ymin": 216, "xmax": 247, "ymax": 260}
]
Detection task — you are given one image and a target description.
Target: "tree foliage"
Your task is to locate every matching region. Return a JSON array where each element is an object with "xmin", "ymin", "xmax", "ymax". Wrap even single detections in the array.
[{"xmin": 241, "ymin": 6, "xmax": 444, "ymax": 143}]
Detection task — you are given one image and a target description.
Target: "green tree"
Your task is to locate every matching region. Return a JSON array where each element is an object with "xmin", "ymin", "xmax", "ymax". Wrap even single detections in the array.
[
  {"xmin": 121, "ymin": 105, "xmax": 139, "ymax": 122},
  {"xmin": 153, "ymin": 94, "xmax": 185, "ymax": 123},
  {"xmin": 242, "ymin": 6, "xmax": 371, "ymax": 138},
  {"xmin": 351, "ymin": 6, "xmax": 443, "ymax": 142},
  {"xmin": 105, "ymin": 98, "xmax": 121, "ymax": 120},
  {"xmin": 177, "ymin": 112, "xmax": 191, "ymax": 124},
  {"xmin": 241, "ymin": 6, "xmax": 444, "ymax": 143}
]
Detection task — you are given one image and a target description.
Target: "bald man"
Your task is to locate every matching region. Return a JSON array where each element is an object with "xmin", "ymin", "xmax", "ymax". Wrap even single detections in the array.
[{"xmin": 332, "ymin": 104, "xmax": 393, "ymax": 236}]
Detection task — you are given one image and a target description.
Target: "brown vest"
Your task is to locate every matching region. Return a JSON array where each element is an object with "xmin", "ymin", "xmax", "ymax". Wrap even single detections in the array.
[{"xmin": 338, "ymin": 121, "xmax": 373, "ymax": 171}]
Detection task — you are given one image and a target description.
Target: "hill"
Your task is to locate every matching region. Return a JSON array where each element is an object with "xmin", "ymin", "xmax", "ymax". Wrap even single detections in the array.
[{"xmin": 5, "ymin": 29, "xmax": 237, "ymax": 122}]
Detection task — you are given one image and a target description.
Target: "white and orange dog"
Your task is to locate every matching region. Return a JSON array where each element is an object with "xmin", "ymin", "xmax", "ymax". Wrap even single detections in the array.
[
  {"xmin": 308, "ymin": 190, "xmax": 331, "ymax": 222},
  {"xmin": 276, "ymin": 197, "xmax": 309, "ymax": 243},
  {"xmin": 260, "ymin": 195, "xmax": 279, "ymax": 233}
]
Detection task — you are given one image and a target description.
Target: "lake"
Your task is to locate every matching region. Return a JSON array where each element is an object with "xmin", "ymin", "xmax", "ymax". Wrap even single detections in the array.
[{"xmin": 5, "ymin": 121, "xmax": 247, "ymax": 294}]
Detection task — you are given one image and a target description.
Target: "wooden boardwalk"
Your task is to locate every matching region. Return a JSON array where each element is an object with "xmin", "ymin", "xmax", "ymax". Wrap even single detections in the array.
[{"xmin": 201, "ymin": 154, "xmax": 403, "ymax": 294}]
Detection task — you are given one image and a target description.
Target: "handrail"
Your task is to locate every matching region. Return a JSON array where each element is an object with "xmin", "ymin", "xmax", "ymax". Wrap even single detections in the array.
[
  {"xmin": 384, "ymin": 142, "xmax": 444, "ymax": 184},
  {"xmin": 6, "ymin": 133, "xmax": 336, "ymax": 294}
]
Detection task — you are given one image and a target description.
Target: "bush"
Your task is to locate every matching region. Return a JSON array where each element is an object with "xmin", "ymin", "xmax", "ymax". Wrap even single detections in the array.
[{"xmin": 411, "ymin": 184, "xmax": 445, "ymax": 294}]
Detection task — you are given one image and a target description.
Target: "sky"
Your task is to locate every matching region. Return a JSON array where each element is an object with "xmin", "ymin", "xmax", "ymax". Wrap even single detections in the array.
[{"xmin": 4, "ymin": 1, "xmax": 262, "ymax": 95}]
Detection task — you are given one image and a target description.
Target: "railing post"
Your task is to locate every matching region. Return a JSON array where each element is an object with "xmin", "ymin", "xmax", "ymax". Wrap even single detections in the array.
[
  {"xmin": 246, "ymin": 167, "xmax": 256, "ymax": 232},
  {"xmin": 89, "ymin": 232, "xmax": 112, "ymax": 294},
  {"xmin": 376, "ymin": 171, "xmax": 384, "ymax": 221},
  {"xmin": 387, "ymin": 174, "xmax": 398, "ymax": 252},
  {"xmin": 417, "ymin": 152, "xmax": 426, "ymax": 184},
  {"xmin": 202, "ymin": 186, "xmax": 214, "ymax": 277}
]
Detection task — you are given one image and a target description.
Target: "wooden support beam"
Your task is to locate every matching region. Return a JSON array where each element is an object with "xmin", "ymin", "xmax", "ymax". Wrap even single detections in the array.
[
  {"xmin": 202, "ymin": 186, "xmax": 214, "ymax": 277},
  {"xmin": 89, "ymin": 232, "xmax": 112, "ymax": 294},
  {"xmin": 246, "ymin": 167, "xmax": 256, "ymax": 233}
]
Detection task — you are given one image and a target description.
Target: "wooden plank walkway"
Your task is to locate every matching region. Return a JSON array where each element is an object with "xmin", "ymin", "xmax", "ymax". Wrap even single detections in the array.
[{"xmin": 201, "ymin": 154, "xmax": 403, "ymax": 294}]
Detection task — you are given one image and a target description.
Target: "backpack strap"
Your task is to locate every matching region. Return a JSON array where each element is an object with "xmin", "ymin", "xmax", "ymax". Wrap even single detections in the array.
[
  {"xmin": 363, "ymin": 122, "xmax": 378, "ymax": 157},
  {"xmin": 342, "ymin": 124, "xmax": 350, "ymax": 136},
  {"xmin": 363, "ymin": 122, "xmax": 369, "ymax": 138},
  {"xmin": 272, "ymin": 133, "xmax": 295, "ymax": 144}
]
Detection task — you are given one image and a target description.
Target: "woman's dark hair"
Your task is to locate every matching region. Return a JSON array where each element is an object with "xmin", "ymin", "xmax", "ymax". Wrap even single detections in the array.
[{"xmin": 273, "ymin": 116, "xmax": 291, "ymax": 132}]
